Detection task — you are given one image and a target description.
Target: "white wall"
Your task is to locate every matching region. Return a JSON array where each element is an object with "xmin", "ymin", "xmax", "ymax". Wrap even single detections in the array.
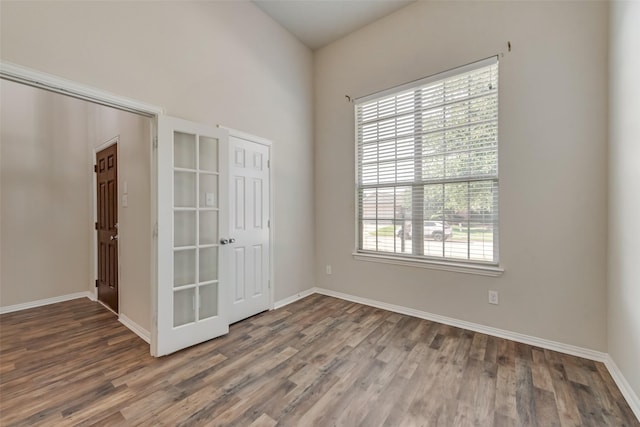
[
  {"xmin": 608, "ymin": 0, "xmax": 640, "ymax": 400},
  {"xmin": 0, "ymin": 1, "xmax": 315, "ymax": 302},
  {"xmin": 314, "ymin": 1, "xmax": 609, "ymax": 350},
  {"xmin": 0, "ymin": 80, "xmax": 91, "ymax": 306}
]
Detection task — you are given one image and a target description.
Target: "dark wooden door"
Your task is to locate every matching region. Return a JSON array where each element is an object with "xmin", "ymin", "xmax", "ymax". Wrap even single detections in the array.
[{"xmin": 96, "ymin": 144, "xmax": 118, "ymax": 312}]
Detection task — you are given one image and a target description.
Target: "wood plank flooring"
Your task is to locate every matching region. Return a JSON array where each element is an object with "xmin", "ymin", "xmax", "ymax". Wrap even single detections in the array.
[{"xmin": 0, "ymin": 294, "xmax": 637, "ymax": 426}]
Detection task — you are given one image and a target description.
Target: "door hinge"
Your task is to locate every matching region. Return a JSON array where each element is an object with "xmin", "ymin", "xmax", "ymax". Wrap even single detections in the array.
[
  {"xmin": 267, "ymin": 219, "xmax": 270, "ymax": 228},
  {"xmin": 95, "ymin": 222, "xmax": 98, "ymax": 230},
  {"xmin": 95, "ymin": 279, "xmax": 98, "ymax": 288},
  {"xmin": 268, "ymin": 280, "xmax": 271, "ymax": 289},
  {"xmin": 93, "ymin": 164, "xmax": 97, "ymax": 173},
  {"xmin": 267, "ymin": 160, "xmax": 270, "ymax": 169},
  {"xmin": 153, "ymin": 222, "xmax": 158, "ymax": 239},
  {"xmin": 153, "ymin": 136, "xmax": 158, "ymax": 149}
]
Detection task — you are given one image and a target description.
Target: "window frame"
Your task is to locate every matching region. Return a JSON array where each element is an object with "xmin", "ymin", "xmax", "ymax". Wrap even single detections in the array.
[{"xmin": 353, "ymin": 56, "xmax": 503, "ymax": 275}]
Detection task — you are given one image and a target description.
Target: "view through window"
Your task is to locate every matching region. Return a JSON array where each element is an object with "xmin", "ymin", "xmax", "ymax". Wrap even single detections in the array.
[{"xmin": 356, "ymin": 57, "xmax": 499, "ymax": 264}]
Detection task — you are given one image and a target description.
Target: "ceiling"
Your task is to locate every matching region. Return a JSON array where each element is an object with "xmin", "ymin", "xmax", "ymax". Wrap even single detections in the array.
[{"xmin": 252, "ymin": 0, "xmax": 416, "ymax": 50}]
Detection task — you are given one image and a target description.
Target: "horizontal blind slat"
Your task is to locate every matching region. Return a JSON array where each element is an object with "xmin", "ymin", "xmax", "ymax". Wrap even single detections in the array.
[{"xmin": 359, "ymin": 91, "xmax": 498, "ymax": 126}]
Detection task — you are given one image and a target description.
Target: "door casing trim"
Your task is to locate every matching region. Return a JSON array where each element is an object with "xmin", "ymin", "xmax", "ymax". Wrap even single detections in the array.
[{"xmin": 0, "ymin": 61, "xmax": 164, "ymax": 116}]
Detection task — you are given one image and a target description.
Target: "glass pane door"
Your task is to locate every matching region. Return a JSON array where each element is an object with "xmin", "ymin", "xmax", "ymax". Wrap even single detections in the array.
[{"xmin": 155, "ymin": 115, "xmax": 229, "ymax": 357}]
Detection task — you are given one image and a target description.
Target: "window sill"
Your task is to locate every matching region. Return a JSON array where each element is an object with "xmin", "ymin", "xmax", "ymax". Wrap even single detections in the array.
[{"xmin": 352, "ymin": 252, "xmax": 504, "ymax": 277}]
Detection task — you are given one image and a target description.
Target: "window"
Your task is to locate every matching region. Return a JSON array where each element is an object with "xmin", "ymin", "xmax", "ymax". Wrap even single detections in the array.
[{"xmin": 356, "ymin": 57, "xmax": 499, "ymax": 266}]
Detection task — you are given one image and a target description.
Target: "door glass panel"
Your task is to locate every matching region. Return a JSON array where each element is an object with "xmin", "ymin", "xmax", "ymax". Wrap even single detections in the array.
[
  {"xmin": 199, "ymin": 174, "xmax": 218, "ymax": 208},
  {"xmin": 199, "ymin": 284, "xmax": 218, "ymax": 319},
  {"xmin": 199, "ymin": 247, "xmax": 218, "ymax": 282},
  {"xmin": 199, "ymin": 211, "xmax": 218, "ymax": 245},
  {"xmin": 174, "ymin": 211, "xmax": 196, "ymax": 247},
  {"xmin": 170, "ymin": 126, "xmax": 222, "ymax": 332},
  {"xmin": 174, "ymin": 132, "xmax": 196, "ymax": 169},
  {"xmin": 174, "ymin": 249, "xmax": 196, "ymax": 287},
  {"xmin": 199, "ymin": 137, "xmax": 218, "ymax": 172},
  {"xmin": 174, "ymin": 171, "xmax": 196, "ymax": 208},
  {"xmin": 174, "ymin": 288, "xmax": 196, "ymax": 327}
]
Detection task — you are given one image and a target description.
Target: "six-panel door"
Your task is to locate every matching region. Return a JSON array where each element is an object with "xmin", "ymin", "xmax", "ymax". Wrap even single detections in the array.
[
  {"xmin": 96, "ymin": 144, "xmax": 119, "ymax": 313},
  {"xmin": 228, "ymin": 136, "xmax": 271, "ymax": 324}
]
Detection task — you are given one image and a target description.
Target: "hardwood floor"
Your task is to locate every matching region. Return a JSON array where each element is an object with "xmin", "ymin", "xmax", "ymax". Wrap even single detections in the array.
[{"xmin": 0, "ymin": 294, "xmax": 637, "ymax": 426}]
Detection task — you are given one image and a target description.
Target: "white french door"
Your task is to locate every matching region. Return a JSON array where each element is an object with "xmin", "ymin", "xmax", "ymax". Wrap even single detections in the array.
[
  {"xmin": 154, "ymin": 115, "xmax": 229, "ymax": 356},
  {"xmin": 227, "ymin": 134, "xmax": 271, "ymax": 324}
]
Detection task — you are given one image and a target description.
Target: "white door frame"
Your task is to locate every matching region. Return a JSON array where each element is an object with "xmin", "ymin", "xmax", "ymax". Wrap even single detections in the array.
[
  {"xmin": 221, "ymin": 127, "xmax": 275, "ymax": 312},
  {"xmin": 0, "ymin": 62, "xmax": 163, "ymax": 117}
]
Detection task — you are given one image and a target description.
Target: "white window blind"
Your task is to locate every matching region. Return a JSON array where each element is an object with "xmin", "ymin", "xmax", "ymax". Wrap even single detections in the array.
[{"xmin": 356, "ymin": 57, "xmax": 499, "ymax": 264}]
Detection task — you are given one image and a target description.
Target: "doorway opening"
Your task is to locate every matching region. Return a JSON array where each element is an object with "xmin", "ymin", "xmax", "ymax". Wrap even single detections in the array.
[{"xmin": 0, "ymin": 64, "xmax": 156, "ymax": 344}]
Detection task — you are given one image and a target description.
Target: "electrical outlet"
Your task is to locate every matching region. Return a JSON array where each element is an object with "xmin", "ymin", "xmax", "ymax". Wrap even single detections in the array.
[
  {"xmin": 488, "ymin": 290, "xmax": 499, "ymax": 305},
  {"xmin": 326, "ymin": 265, "xmax": 332, "ymax": 275}
]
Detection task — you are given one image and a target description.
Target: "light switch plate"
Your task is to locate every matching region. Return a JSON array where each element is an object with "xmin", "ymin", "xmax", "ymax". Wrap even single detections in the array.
[{"xmin": 488, "ymin": 290, "xmax": 499, "ymax": 305}]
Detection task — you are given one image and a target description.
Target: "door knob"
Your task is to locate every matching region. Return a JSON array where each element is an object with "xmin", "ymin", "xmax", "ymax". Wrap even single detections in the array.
[
  {"xmin": 229, "ymin": 238, "xmax": 236, "ymax": 243},
  {"xmin": 110, "ymin": 235, "xmax": 119, "ymax": 241},
  {"xmin": 220, "ymin": 238, "xmax": 229, "ymax": 245}
]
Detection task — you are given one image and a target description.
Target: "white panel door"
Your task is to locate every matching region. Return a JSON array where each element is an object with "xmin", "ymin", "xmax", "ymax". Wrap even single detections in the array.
[
  {"xmin": 228, "ymin": 135, "xmax": 270, "ymax": 324},
  {"xmin": 154, "ymin": 115, "xmax": 229, "ymax": 356}
]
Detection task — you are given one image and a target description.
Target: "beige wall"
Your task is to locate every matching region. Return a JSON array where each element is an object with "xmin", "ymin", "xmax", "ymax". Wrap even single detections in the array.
[
  {"xmin": 314, "ymin": 1, "xmax": 609, "ymax": 350},
  {"xmin": 88, "ymin": 106, "xmax": 152, "ymax": 331},
  {"xmin": 0, "ymin": 1, "xmax": 315, "ymax": 302},
  {"xmin": 608, "ymin": 0, "xmax": 640, "ymax": 399},
  {"xmin": 0, "ymin": 80, "xmax": 91, "ymax": 305}
]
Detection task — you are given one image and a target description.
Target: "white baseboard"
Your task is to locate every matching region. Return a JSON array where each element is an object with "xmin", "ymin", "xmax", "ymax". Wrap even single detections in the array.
[
  {"xmin": 119, "ymin": 313, "xmax": 151, "ymax": 344},
  {"xmin": 604, "ymin": 355, "xmax": 640, "ymax": 421},
  {"xmin": 273, "ymin": 288, "xmax": 317, "ymax": 310},
  {"xmin": 0, "ymin": 292, "xmax": 92, "ymax": 314},
  {"xmin": 314, "ymin": 287, "xmax": 608, "ymax": 363}
]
